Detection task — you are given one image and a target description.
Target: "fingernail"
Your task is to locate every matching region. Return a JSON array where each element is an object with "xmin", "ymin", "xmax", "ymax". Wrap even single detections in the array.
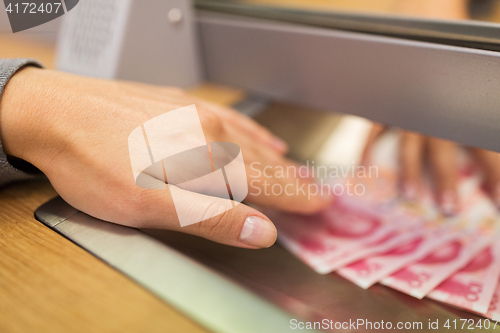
[
  {"xmin": 440, "ymin": 191, "xmax": 458, "ymax": 216},
  {"xmin": 271, "ymin": 137, "xmax": 288, "ymax": 152},
  {"xmin": 240, "ymin": 216, "xmax": 277, "ymax": 248},
  {"xmin": 403, "ymin": 182, "xmax": 418, "ymax": 201}
]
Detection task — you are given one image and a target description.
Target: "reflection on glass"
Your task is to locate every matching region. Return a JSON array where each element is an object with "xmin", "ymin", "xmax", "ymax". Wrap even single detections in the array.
[
  {"xmin": 218, "ymin": 0, "xmax": 500, "ymax": 23},
  {"xmin": 196, "ymin": 0, "xmax": 500, "ymax": 52}
]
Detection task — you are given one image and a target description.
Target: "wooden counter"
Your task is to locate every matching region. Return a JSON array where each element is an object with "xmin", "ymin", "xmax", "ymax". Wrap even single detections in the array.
[{"xmin": 0, "ymin": 180, "xmax": 209, "ymax": 333}]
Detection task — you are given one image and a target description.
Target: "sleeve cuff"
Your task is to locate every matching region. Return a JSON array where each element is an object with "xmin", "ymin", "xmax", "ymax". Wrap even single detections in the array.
[{"xmin": 0, "ymin": 59, "xmax": 45, "ymax": 186}]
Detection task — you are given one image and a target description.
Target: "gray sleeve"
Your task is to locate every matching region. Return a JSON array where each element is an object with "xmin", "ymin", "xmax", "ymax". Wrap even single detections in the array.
[{"xmin": 0, "ymin": 59, "xmax": 44, "ymax": 187}]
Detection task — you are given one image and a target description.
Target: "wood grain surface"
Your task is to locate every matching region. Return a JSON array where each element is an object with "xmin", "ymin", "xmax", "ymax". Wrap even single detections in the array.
[{"xmin": 0, "ymin": 181, "xmax": 209, "ymax": 333}]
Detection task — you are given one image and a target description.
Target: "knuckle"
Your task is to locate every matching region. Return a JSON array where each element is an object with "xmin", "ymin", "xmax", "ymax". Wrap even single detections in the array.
[
  {"xmin": 199, "ymin": 110, "xmax": 225, "ymax": 134},
  {"xmin": 196, "ymin": 204, "xmax": 241, "ymax": 240}
]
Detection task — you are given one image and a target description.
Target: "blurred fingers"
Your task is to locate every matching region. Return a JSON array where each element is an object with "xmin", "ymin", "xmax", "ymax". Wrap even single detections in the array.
[
  {"xmin": 471, "ymin": 148, "xmax": 500, "ymax": 208},
  {"xmin": 427, "ymin": 137, "xmax": 459, "ymax": 215},
  {"xmin": 361, "ymin": 123, "xmax": 386, "ymax": 165},
  {"xmin": 400, "ymin": 131, "xmax": 425, "ymax": 200}
]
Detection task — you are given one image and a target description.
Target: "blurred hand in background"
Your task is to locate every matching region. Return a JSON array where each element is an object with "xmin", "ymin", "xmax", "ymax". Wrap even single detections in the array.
[{"xmin": 362, "ymin": 0, "xmax": 500, "ymax": 214}]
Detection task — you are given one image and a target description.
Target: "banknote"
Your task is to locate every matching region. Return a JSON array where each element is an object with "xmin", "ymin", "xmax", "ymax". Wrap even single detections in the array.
[
  {"xmin": 336, "ymin": 223, "xmax": 458, "ymax": 289},
  {"xmin": 482, "ymin": 278, "xmax": 500, "ymax": 321},
  {"xmin": 269, "ymin": 194, "xmax": 419, "ymax": 274},
  {"xmin": 427, "ymin": 240, "xmax": 500, "ymax": 314},
  {"xmin": 380, "ymin": 182, "xmax": 500, "ymax": 299},
  {"xmin": 380, "ymin": 234, "xmax": 489, "ymax": 299},
  {"xmin": 336, "ymin": 166, "xmax": 495, "ymax": 290},
  {"xmin": 318, "ymin": 221, "xmax": 421, "ymax": 273}
]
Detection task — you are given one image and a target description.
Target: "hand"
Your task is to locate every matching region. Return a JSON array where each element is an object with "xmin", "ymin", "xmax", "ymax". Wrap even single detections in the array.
[
  {"xmin": 363, "ymin": 124, "xmax": 500, "ymax": 214},
  {"xmin": 0, "ymin": 68, "xmax": 332, "ymax": 248}
]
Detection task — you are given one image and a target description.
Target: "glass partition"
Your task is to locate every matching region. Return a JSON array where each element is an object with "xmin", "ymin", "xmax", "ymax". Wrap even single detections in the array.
[{"xmin": 196, "ymin": 0, "xmax": 500, "ymax": 51}]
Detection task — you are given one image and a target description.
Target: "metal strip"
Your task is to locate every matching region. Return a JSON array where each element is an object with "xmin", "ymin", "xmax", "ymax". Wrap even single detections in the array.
[
  {"xmin": 197, "ymin": 11, "xmax": 500, "ymax": 152},
  {"xmin": 35, "ymin": 196, "xmax": 79, "ymax": 227},
  {"xmin": 35, "ymin": 197, "xmax": 318, "ymax": 333}
]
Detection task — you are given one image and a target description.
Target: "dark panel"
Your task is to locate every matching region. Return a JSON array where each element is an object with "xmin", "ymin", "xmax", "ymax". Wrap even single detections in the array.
[
  {"xmin": 63, "ymin": 0, "xmax": 78, "ymax": 12},
  {"xmin": 4, "ymin": 0, "xmax": 65, "ymax": 33}
]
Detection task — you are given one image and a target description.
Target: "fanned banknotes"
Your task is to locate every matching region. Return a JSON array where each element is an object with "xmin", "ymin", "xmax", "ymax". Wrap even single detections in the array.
[
  {"xmin": 269, "ymin": 129, "xmax": 500, "ymax": 318},
  {"xmin": 428, "ymin": 242, "xmax": 500, "ymax": 314}
]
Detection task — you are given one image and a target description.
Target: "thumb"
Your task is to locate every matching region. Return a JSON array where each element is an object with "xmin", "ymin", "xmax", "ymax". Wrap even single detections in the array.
[{"xmin": 134, "ymin": 181, "xmax": 277, "ymax": 249}]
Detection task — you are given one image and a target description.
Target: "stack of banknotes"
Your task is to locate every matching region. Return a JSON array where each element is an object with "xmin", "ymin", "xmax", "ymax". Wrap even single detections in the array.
[{"xmin": 266, "ymin": 131, "xmax": 500, "ymax": 319}]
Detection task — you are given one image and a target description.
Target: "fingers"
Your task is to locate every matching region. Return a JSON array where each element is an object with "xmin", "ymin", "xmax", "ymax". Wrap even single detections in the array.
[
  {"xmin": 471, "ymin": 148, "xmax": 500, "ymax": 207},
  {"xmin": 236, "ymin": 136, "xmax": 332, "ymax": 214},
  {"xmin": 223, "ymin": 122, "xmax": 283, "ymax": 165},
  {"xmin": 130, "ymin": 181, "xmax": 277, "ymax": 249},
  {"xmin": 400, "ymin": 131, "xmax": 425, "ymax": 200},
  {"xmin": 220, "ymin": 120, "xmax": 332, "ymax": 214},
  {"xmin": 427, "ymin": 137, "xmax": 459, "ymax": 215},
  {"xmin": 199, "ymin": 100, "xmax": 289, "ymax": 154},
  {"xmin": 133, "ymin": 84, "xmax": 289, "ymax": 155},
  {"xmin": 244, "ymin": 156, "xmax": 333, "ymax": 214},
  {"xmin": 361, "ymin": 123, "xmax": 386, "ymax": 165},
  {"xmin": 173, "ymin": 186, "xmax": 277, "ymax": 248}
]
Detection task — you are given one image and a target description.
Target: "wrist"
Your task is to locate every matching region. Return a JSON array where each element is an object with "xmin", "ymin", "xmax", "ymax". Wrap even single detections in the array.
[{"xmin": 0, "ymin": 66, "xmax": 46, "ymax": 161}]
